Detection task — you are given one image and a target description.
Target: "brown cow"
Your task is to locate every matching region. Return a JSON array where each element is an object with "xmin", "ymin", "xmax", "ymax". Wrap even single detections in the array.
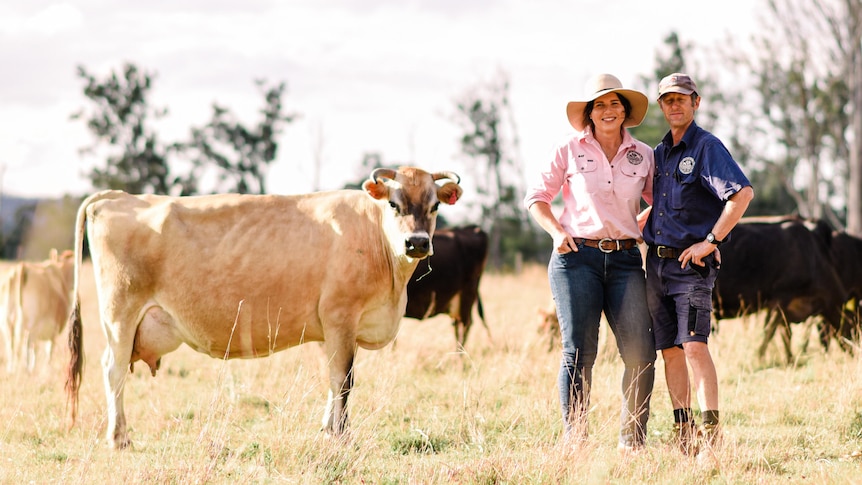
[
  {"xmin": 65, "ymin": 167, "xmax": 462, "ymax": 449},
  {"xmin": 534, "ymin": 299, "xmax": 559, "ymax": 352},
  {"xmin": 404, "ymin": 225, "xmax": 490, "ymax": 349},
  {"xmin": 1, "ymin": 249, "xmax": 74, "ymax": 373}
]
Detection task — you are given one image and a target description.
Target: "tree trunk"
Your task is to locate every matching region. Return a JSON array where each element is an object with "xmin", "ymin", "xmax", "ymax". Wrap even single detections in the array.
[{"xmin": 848, "ymin": 17, "xmax": 862, "ymax": 236}]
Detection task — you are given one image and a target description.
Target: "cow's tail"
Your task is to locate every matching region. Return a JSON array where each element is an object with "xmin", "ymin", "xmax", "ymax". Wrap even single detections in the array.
[
  {"xmin": 65, "ymin": 192, "xmax": 98, "ymax": 428},
  {"xmin": 476, "ymin": 293, "xmax": 493, "ymax": 342}
]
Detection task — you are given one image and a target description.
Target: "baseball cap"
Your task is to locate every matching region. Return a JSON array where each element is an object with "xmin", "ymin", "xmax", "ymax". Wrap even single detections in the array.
[{"xmin": 658, "ymin": 73, "xmax": 698, "ymax": 99}]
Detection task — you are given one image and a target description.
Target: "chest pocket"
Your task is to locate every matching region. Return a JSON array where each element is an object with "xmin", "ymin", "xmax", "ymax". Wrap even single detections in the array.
[
  {"xmin": 567, "ymin": 156, "xmax": 599, "ymax": 195},
  {"xmin": 671, "ymin": 167, "xmax": 699, "ymax": 209},
  {"xmin": 571, "ymin": 156, "xmax": 598, "ymax": 174},
  {"xmin": 617, "ymin": 158, "xmax": 648, "ymax": 200},
  {"xmin": 620, "ymin": 149, "xmax": 647, "ymax": 178},
  {"xmin": 620, "ymin": 160, "xmax": 646, "ymax": 178}
]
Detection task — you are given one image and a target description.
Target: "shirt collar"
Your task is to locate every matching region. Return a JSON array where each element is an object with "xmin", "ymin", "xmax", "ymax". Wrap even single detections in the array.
[
  {"xmin": 581, "ymin": 126, "xmax": 638, "ymax": 151},
  {"xmin": 661, "ymin": 120, "xmax": 700, "ymax": 148}
]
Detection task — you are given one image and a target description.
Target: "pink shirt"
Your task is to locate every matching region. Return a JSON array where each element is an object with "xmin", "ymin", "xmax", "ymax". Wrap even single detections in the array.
[{"xmin": 524, "ymin": 128, "xmax": 655, "ymax": 241}]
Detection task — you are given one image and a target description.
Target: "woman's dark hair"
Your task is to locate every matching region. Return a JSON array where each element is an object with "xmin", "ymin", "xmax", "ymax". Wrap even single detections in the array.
[{"xmin": 582, "ymin": 93, "xmax": 632, "ymax": 132}]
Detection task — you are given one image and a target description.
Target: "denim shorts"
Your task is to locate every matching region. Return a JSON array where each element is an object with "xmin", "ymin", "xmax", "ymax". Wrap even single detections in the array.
[{"xmin": 645, "ymin": 252, "xmax": 719, "ymax": 350}]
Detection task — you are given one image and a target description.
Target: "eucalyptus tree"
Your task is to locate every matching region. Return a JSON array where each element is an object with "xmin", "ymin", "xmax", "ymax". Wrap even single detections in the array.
[
  {"xmin": 181, "ymin": 80, "xmax": 298, "ymax": 195},
  {"xmin": 73, "ymin": 63, "xmax": 297, "ymax": 196},
  {"xmin": 631, "ymin": 32, "xmax": 690, "ymax": 150},
  {"xmin": 71, "ymin": 63, "xmax": 174, "ymax": 194},
  {"xmin": 453, "ymin": 69, "xmax": 531, "ymax": 269},
  {"xmin": 719, "ymin": 0, "xmax": 862, "ymax": 232}
]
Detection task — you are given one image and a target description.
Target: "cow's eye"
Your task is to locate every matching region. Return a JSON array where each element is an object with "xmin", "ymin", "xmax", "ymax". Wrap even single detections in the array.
[
  {"xmin": 389, "ymin": 201, "xmax": 400, "ymax": 212},
  {"xmin": 431, "ymin": 201, "xmax": 440, "ymax": 213}
]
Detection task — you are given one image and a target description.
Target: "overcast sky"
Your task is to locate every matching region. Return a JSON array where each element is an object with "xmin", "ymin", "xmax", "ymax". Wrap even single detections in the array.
[{"xmin": 1, "ymin": 0, "xmax": 757, "ymax": 199}]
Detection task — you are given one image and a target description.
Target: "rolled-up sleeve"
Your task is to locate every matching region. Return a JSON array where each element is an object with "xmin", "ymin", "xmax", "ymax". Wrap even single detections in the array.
[
  {"xmin": 524, "ymin": 145, "xmax": 568, "ymax": 210},
  {"xmin": 702, "ymin": 140, "xmax": 751, "ymax": 202}
]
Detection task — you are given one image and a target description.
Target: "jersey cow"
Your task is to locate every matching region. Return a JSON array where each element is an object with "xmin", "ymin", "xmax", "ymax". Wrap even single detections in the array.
[
  {"xmin": 65, "ymin": 167, "xmax": 462, "ymax": 449},
  {"xmin": 713, "ymin": 217, "xmax": 852, "ymax": 362},
  {"xmin": 404, "ymin": 225, "xmax": 490, "ymax": 349},
  {"xmin": 1, "ymin": 249, "xmax": 74, "ymax": 372}
]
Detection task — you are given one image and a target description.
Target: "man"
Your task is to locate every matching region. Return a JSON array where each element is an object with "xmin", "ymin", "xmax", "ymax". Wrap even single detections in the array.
[{"xmin": 642, "ymin": 73, "xmax": 754, "ymax": 456}]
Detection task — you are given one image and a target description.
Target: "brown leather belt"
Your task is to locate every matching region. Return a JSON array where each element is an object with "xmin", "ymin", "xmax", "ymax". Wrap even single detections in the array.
[
  {"xmin": 651, "ymin": 245, "xmax": 682, "ymax": 259},
  {"xmin": 575, "ymin": 238, "xmax": 638, "ymax": 253}
]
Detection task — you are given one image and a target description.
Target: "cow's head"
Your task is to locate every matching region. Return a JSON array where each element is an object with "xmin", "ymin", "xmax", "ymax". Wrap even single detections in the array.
[{"xmin": 363, "ymin": 167, "xmax": 462, "ymax": 259}]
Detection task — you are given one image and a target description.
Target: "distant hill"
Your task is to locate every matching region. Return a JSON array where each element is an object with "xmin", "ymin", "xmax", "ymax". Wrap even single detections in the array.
[
  {"xmin": 0, "ymin": 194, "xmax": 83, "ymax": 260},
  {"xmin": 0, "ymin": 194, "xmax": 45, "ymax": 232}
]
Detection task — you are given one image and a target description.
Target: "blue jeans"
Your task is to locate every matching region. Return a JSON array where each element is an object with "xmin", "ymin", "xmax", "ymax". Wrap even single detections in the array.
[{"xmin": 548, "ymin": 244, "xmax": 656, "ymax": 446}]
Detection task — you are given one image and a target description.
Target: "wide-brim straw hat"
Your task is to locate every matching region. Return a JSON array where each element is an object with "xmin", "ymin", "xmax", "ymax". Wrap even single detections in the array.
[{"xmin": 566, "ymin": 74, "xmax": 649, "ymax": 132}]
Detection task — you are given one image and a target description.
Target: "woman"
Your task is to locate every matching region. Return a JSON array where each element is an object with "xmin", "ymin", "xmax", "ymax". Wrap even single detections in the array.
[{"xmin": 524, "ymin": 74, "xmax": 656, "ymax": 450}]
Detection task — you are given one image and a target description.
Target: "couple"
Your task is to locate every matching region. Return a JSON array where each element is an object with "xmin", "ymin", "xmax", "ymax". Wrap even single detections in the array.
[{"xmin": 524, "ymin": 73, "xmax": 755, "ymax": 454}]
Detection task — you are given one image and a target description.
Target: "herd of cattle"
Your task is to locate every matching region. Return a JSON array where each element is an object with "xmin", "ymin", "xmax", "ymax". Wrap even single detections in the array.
[{"xmin": 0, "ymin": 166, "xmax": 860, "ymax": 449}]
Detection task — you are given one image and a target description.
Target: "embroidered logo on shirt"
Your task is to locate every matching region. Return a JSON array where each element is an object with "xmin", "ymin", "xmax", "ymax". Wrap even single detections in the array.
[
  {"xmin": 626, "ymin": 151, "xmax": 644, "ymax": 165},
  {"xmin": 679, "ymin": 156, "xmax": 695, "ymax": 175}
]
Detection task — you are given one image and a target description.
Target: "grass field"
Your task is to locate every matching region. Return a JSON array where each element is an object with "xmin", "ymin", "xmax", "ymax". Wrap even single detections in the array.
[{"xmin": 0, "ymin": 261, "xmax": 860, "ymax": 484}]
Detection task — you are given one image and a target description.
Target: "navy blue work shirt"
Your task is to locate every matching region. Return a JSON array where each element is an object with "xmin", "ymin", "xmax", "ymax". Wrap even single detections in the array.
[{"xmin": 643, "ymin": 121, "xmax": 751, "ymax": 249}]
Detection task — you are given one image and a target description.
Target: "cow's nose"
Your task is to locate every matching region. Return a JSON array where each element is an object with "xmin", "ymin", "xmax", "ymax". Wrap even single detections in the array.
[{"xmin": 405, "ymin": 235, "xmax": 430, "ymax": 257}]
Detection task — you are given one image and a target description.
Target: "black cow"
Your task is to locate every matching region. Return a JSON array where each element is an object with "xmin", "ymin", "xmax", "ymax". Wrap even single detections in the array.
[
  {"xmin": 404, "ymin": 225, "xmax": 490, "ymax": 349},
  {"xmin": 831, "ymin": 231, "xmax": 862, "ymax": 334},
  {"xmin": 713, "ymin": 217, "xmax": 852, "ymax": 362}
]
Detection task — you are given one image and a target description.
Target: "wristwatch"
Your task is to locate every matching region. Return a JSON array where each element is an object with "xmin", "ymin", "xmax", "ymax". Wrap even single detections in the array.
[{"xmin": 706, "ymin": 232, "xmax": 722, "ymax": 245}]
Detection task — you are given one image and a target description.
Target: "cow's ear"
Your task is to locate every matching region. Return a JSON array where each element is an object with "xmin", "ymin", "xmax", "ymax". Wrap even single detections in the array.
[
  {"xmin": 362, "ymin": 178, "xmax": 389, "ymax": 201},
  {"xmin": 437, "ymin": 183, "xmax": 462, "ymax": 205}
]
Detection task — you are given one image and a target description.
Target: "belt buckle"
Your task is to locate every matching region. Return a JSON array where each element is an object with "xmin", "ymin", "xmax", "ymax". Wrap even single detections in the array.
[
  {"xmin": 598, "ymin": 237, "xmax": 617, "ymax": 253},
  {"xmin": 656, "ymin": 245, "xmax": 671, "ymax": 258}
]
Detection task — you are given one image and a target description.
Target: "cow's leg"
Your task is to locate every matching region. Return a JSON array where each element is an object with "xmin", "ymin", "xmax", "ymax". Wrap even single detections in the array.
[
  {"xmin": 11, "ymin": 308, "xmax": 24, "ymax": 373},
  {"xmin": 452, "ymin": 318, "xmax": 466, "ymax": 351},
  {"xmin": 320, "ymin": 331, "xmax": 357, "ymax": 435},
  {"xmin": 758, "ymin": 308, "xmax": 778, "ymax": 358},
  {"xmin": 99, "ymin": 308, "xmax": 138, "ymax": 449},
  {"xmin": 36, "ymin": 339, "xmax": 54, "ymax": 374},
  {"xmin": 44, "ymin": 339, "xmax": 54, "ymax": 368},
  {"xmin": 819, "ymin": 306, "xmax": 852, "ymax": 353},
  {"xmin": 799, "ymin": 318, "xmax": 817, "ymax": 355},
  {"xmin": 824, "ymin": 307, "xmax": 853, "ymax": 353},
  {"xmin": 851, "ymin": 301, "xmax": 862, "ymax": 344},
  {"xmin": 838, "ymin": 307, "xmax": 857, "ymax": 353},
  {"xmin": 102, "ymin": 344, "xmax": 132, "ymax": 449},
  {"xmin": 1, "ymin": 314, "xmax": 13, "ymax": 373},
  {"xmin": 759, "ymin": 307, "xmax": 792, "ymax": 362},
  {"xmin": 25, "ymin": 334, "xmax": 36, "ymax": 373},
  {"xmin": 778, "ymin": 316, "xmax": 793, "ymax": 364},
  {"xmin": 448, "ymin": 294, "xmax": 467, "ymax": 350},
  {"xmin": 457, "ymin": 292, "xmax": 476, "ymax": 350}
]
